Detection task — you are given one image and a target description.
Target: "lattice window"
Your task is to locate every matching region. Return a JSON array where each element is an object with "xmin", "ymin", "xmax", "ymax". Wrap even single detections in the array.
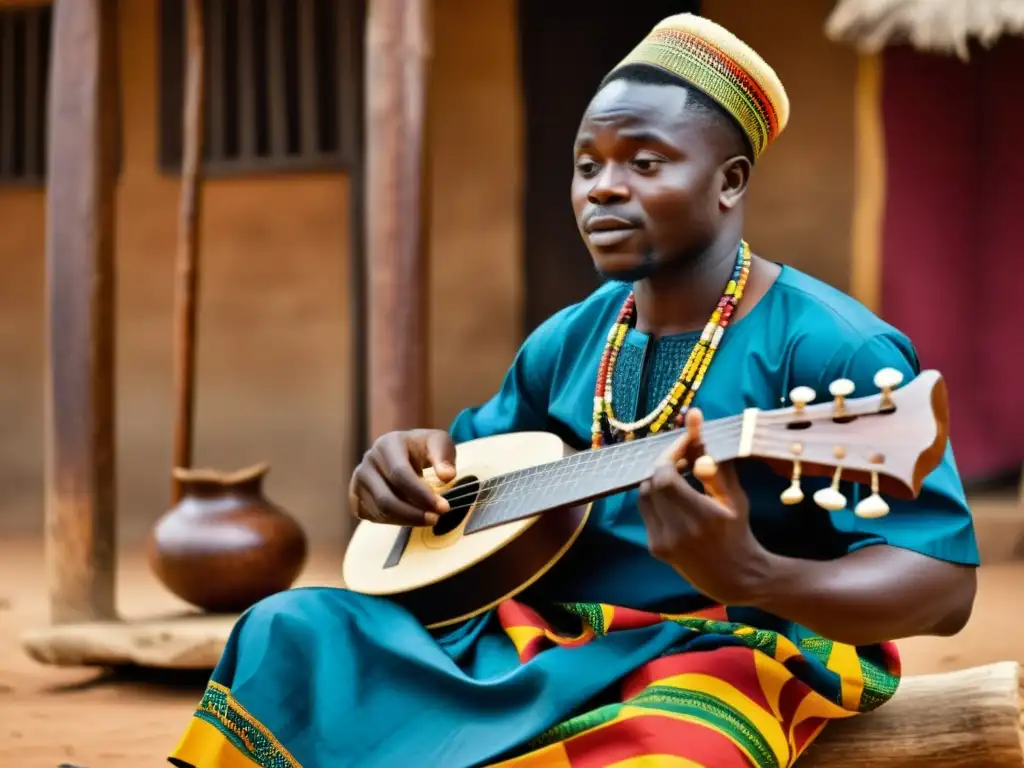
[
  {"xmin": 158, "ymin": 0, "xmax": 362, "ymax": 176},
  {"xmin": 0, "ymin": 4, "xmax": 52, "ymax": 187}
]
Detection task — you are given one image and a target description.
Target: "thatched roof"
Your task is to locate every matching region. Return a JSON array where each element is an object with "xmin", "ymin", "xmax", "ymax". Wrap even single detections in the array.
[{"xmin": 825, "ymin": 0, "xmax": 1024, "ymax": 59}]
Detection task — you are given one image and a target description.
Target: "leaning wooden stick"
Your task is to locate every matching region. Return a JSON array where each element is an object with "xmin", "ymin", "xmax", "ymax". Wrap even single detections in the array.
[{"xmin": 170, "ymin": 0, "xmax": 206, "ymax": 503}]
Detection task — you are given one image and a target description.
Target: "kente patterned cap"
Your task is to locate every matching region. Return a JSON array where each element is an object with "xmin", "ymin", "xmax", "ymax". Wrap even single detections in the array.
[{"xmin": 604, "ymin": 13, "xmax": 790, "ymax": 160}]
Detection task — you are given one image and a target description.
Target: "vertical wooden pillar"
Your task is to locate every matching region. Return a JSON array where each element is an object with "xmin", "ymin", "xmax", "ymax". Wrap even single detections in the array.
[
  {"xmin": 44, "ymin": 0, "xmax": 120, "ymax": 624},
  {"xmin": 365, "ymin": 0, "xmax": 432, "ymax": 440}
]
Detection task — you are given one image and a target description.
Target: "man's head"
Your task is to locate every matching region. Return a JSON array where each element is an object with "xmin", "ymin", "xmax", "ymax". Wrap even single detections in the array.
[{"xmin": 572, "ymin": 14, "xmax": 788, "ymax": 283}]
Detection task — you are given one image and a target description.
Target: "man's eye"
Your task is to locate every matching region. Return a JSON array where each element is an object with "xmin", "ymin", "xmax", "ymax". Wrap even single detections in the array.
[{"xmin": 631, "ymin": 157, "xmax": 661, "ymax": 173}]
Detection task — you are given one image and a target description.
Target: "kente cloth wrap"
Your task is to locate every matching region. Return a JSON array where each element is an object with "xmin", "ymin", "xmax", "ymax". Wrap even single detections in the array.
[
  {"xmin": 604, "ymin": 13, "xmax": 790, "ymax": 158},
  {"xmin": 171, "ymin": 598, "xmax": 901, "ymax": 768},
  {"xmin": 492, "ymin": 602, "xmax": 900, "ymax": 767}
]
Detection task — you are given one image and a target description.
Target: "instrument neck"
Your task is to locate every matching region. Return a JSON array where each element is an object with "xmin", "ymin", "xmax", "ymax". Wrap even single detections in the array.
[{"xmin": 463, "ymin": 414, "xmax": 743, "ymax": 534}]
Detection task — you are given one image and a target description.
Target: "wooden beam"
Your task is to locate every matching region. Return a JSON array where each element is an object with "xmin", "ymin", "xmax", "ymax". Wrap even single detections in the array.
[
  {"xmin": 364, "ymin": 0, "xmax": 432, "ymax": 440},
  {"xmin": 170, "ymin": 0, "xmax": 206, "ymax": 502},
  {"xmin": 44, "ymin": 0, "xmax": 120, "ymax": 624}
]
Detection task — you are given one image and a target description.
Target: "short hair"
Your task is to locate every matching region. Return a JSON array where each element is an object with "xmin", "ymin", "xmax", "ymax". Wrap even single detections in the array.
[{"xmin": 599, "ymin": 63, "xmax": 755, "ymax": 164}]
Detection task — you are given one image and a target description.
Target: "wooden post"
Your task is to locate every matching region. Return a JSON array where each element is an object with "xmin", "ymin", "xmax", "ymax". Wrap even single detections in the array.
[
  {"xmin": 170, "ymin": 0, "xmax": 206, "ymax": 503},
  {"xmin": 44, "ymin": 0, "xmax": 120, "ymax": 624},
  {"xmin": 849, "ymin": 53, "xmax": 885, "ymax": 315},
  {"xmin": 365, "ymin": 0, "xmax": 432, "ymax": 440}
]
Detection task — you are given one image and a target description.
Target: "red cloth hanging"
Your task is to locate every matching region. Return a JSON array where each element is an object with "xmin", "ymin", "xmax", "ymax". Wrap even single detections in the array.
[{"xmin": 880, "ymin": 42, "xmax": 1024, "ymax": 482}]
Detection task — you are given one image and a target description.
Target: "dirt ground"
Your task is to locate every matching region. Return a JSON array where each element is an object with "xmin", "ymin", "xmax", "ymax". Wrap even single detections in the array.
[
  {"xmin": 0, "ymin": 538, "xmax": 349, "ymax": 768},
  {"xmin": 2, "ymin": 533, "xmax": 1023, "ymax": 768}
]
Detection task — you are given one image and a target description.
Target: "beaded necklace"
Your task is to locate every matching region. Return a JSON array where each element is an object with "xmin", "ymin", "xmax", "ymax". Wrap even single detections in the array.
[{"xmin": 591, "ymin": 240, "xmax": 752, "ymax": 448}]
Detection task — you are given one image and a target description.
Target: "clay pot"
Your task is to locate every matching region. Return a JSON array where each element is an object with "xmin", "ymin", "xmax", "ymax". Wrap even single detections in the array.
[{"xmin": 148, "ymin": 462, "xmax": 308, "ymax": 613}]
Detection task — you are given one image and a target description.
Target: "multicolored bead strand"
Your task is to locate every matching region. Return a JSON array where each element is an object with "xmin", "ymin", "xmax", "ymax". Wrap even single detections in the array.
[{"xmin": 591, "ymin": 241, "xmax": 752, "ymax": 448}]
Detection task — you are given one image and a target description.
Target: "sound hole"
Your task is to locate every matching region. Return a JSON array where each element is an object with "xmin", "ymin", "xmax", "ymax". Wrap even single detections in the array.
[
  {"xmin": 832, "ymin": 415, "xmax": 858, "ymax": 425},
  {"xmin": 786, "ymin": 421, "xmax": 811, "ymax": 431},
  {"xmin": 433, "ymin": 475, "xmax": 481, "ymax": 536}
]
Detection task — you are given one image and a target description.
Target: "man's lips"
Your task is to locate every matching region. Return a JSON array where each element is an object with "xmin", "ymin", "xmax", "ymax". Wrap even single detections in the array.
[
  {"xmin": 585, "ymin": 215, "xmax": 641, "ymax": 247},
  {"xmin": 588, "ymin": 229, "xmax": 639, "ymax": 247}
]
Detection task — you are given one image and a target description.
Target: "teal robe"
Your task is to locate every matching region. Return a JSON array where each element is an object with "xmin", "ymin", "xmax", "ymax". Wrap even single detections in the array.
[{"xmin": 170, "ymin": 265, "xmax": 978, "ymax": 768}]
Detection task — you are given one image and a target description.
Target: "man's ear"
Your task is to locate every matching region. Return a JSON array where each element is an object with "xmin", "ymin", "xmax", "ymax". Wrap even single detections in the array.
[{"xmin": 719, "ymin": 156, "xmax": 751, "ymax": 210}]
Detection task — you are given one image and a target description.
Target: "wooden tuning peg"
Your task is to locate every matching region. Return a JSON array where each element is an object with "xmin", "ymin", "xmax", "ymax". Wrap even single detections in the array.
[
  {"xmin": 780, "ymin": 460, "xmax": 804, "ymax": 505},
  {"xmin": 813, "ymin": 466, "xmax": 847, "ymax": 511},
  {"xmin": 855, "ymin": 471, "xmax": 890, "ymax": 518},
  {"xmin": 828, "ymin": 378, "xmax": 855, "ymax": 417},
  {"xmin": 873, "ymin": 367, "xmax": 904, "ymax": 411},
  {"xmin": 789, "ymin": 385, "xmax": 816, "ymax": 416}
]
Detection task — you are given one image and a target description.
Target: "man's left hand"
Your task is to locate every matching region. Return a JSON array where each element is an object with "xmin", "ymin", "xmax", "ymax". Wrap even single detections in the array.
[{"xmin": 638, "ymin": 407, "xmax": 772, "ymax": 606}]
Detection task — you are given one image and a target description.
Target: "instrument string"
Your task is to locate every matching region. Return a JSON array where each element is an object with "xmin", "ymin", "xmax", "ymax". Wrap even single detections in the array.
[
  {"xmin": 430, "ymin": 399, "xmax": 893, "ymax": 512},
  {"xmin": 434, "ymin": 417, "xmax": 740, "ymax": 509},
  {"xmin": 433, "ymin": 428, "xmax": 888, "ymax": 519},
  {"xmin": 433, "ymin": 400, "xmax": 863, "ymax": 511},
  {"xmin": 433, "ymin": 401, "xmax": 892, "ymax": 510}
]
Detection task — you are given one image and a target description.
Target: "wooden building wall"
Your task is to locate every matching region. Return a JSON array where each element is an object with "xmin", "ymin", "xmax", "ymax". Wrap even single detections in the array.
[
  {"xmin": 0, "ymin": 0, "xmax": 522, "ymax": 545},
  {"xmin": 0, "ymin": 0, "xmax": 855, "ymax": 546}
]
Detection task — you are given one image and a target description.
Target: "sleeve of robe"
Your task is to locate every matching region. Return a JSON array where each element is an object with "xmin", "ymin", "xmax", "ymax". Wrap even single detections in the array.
[
  {"xmin": 813, "ymin": 331, "xmax": 981, "ymax": 566},
  {"xmin": 448, "ymin": 306, "xmax": 570, "ymax": 443}
]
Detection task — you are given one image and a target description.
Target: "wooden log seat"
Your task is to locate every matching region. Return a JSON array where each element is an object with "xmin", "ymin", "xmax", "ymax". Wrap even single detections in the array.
[{"xmin": 803, "ymin": 661, "xmax": 1023, "ymax": 767}]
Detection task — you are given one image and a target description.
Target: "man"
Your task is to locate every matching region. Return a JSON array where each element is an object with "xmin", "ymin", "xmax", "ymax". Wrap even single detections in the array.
[{"xmin": 170, "ymin": 14, "xmax": 978, "ymax": 768}]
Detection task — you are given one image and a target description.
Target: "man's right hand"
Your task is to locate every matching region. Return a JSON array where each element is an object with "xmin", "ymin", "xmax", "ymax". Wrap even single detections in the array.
[{"xmin": 348, "ymin": 429, "xmax": 458, "ymax": 526}]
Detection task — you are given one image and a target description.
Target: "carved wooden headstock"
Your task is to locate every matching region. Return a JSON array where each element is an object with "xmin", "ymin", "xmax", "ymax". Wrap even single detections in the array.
[{"xmin": 743, "ymin": 368, "xmax": 949, "ymax": 519}]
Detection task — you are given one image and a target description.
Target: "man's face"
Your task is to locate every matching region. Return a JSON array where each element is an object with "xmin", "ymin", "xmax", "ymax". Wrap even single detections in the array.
[{"xmin": 571, "ymin": 79, "xmax": 731, "ymax": 282}]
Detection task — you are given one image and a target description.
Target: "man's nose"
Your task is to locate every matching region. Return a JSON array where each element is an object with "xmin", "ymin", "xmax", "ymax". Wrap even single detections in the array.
[{"xmin": 587, "ymin": 166, "xmax": 631, "ymax": 205}]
